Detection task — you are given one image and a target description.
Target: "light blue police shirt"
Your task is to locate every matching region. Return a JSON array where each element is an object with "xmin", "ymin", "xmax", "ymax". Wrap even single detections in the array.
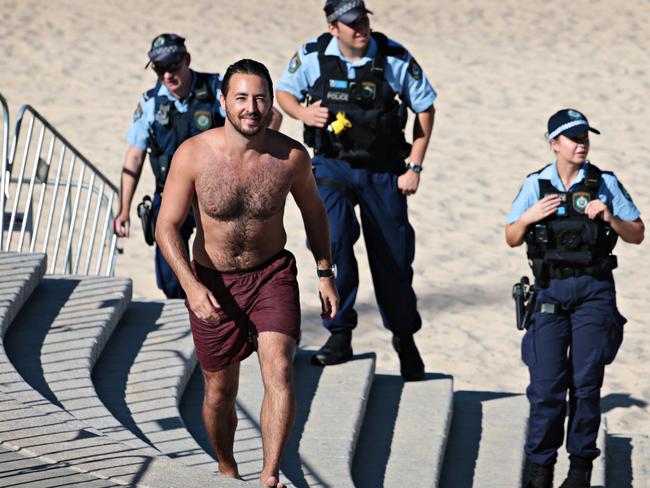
[
  {"xmin": 125, "ymin": 71, "xmax": 225, "ymax": 150},
  {"xmin": 507, "ymin": 161, "xmax": 641, "ymax": 224},
  {"xmin": 277, "ymin": 34, "xmax": 436, "ymax": 113}
]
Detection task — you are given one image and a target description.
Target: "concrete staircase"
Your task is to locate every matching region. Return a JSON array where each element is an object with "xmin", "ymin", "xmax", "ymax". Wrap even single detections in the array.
[{"xmin": 0, "ymin": 252, "xmax": 617, "ymax": 487}]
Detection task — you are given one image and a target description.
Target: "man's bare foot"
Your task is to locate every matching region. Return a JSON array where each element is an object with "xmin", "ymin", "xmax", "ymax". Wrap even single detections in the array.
[
  {"xmin": 261, "ymin": 475, "xmax": 286, "ymax": 488},
  {"xmin": 218, "ymin": 460, "xmax": 240, "ymax": 479}
]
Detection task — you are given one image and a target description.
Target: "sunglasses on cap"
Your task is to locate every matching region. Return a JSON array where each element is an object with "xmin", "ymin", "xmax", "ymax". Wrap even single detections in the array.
[{"xmin": 152, "ymin": 58, "xmax": 185, "ymax": 75}]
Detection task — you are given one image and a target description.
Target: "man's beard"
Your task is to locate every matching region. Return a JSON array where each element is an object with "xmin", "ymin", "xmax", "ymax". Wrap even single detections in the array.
[{"xmin": 227, "ymin": 109, "xmax": 270, "ymax": 137}]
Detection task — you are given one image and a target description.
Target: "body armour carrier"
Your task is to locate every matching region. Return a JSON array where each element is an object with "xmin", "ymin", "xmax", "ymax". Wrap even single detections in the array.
[
  {"xmin": 525, "ymin": 163, "xmax": 618, "ymax": 286},
  {"xmin": 147, "ymin": 71, "xmax": 224, "ymax": 191},
  {"xmin": 303, "ymin": 32, "xmax": 411, "ymax": 165}
]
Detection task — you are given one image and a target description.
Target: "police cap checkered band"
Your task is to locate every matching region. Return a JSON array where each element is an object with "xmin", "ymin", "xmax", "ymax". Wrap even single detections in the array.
[
  {"xmin": 324, "ymin": 0, "xmax": 372, "ymax": 24},
  {"xmin": 547, "ymin": 109, "xmax": 600, "ymax": 141},
  {"xmin": 145, "ymin": 33, "xmax": 187, "ymax": 68}
]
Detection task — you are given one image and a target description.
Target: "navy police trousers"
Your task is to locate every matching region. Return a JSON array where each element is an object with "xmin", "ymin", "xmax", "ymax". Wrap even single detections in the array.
[
  {"xmin": 312, "ymin": 156, "xmax": 421, "ymax": 336},
  {"xmin": 522, "ymin": 274, "xmax": 626, "ymax": 466},
  {"xmin": 152, "ymin": 192, "xmax": 195, "ymax": 299}
]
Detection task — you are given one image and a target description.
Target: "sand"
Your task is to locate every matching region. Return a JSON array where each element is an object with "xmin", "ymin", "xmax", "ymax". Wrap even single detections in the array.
[{"xmin": 1, "ymin": 0, "xmax": 648, "ymax": 448}]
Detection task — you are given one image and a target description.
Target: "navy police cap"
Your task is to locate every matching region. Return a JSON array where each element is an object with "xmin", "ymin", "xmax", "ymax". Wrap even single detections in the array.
[
  {"xmin": 547, "ymin": 109, "xmax": 600, "ymax": 141},
  {"xmin": 145, "ymin": 33, "xmax": 187, "ymax": 69},
  {"xmin": 324, "ymin": 0, "xmax": 373, "ymax": 25}
]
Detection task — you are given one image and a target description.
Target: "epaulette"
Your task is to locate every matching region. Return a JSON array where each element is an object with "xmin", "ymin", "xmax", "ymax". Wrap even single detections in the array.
[
  {"xmin": 144, "ymin": 80, "xmax": 161, "ymax": 100},
  {"xmin": 527, "ymin": 163, "xmax": 551, "ymax": 177},
  {"xmin": 305, "ymin": 33, "xmax": 332, "ymax": 55},
  {"xmin": 372, "ymin": 32, "xmax": 407, "ymax": 59}
]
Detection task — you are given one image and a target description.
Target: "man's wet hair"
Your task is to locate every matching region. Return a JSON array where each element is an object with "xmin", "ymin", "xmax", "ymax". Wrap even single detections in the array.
[{"xmin": 222, "ymin": 59, "xmax": 274, "ymax": 101}]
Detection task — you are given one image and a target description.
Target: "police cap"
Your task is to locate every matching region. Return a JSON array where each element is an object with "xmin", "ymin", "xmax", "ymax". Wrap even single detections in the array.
[
  {"xmin": 324, "ymin": 0, "xmax": 373, "ymax": 25},
  {"xmin": 145, "ymin": 33, "xmax": 187, "ymax": 69},
  {"xmin": 547, "ymin": 109, "xmax": 600, "ymax": 141}
]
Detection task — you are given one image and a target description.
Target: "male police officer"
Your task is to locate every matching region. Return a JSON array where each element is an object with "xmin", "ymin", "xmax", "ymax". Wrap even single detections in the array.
[
  {"xmin": 114, "ymin": 33, "xmax": 282, "ymax": 298},
  {"xmin": 276, "ymin": 0, "xmax": 436, "ymax": 380}
]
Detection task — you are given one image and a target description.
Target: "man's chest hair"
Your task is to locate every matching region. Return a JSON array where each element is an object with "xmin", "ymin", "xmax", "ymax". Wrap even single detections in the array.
[{"xmin": 195, "ymin": 160, "xmax": 292, "ymax": 222}]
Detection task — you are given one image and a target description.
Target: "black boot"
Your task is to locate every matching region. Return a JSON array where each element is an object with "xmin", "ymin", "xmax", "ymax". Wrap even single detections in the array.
[
  {"xmin": 559, "ymin": 455, "xmax": 592, "ymax": 488},
  {"xmin": 526, "ymin": 462, "xmax": 554, "ymax": 488},
  {"xmin": 311, "ymin": 330, "xmax": 353, "ymax": 366},
  {"xmin": 392, "ymin": 334, "xmax": 425, "ymax": 381}
]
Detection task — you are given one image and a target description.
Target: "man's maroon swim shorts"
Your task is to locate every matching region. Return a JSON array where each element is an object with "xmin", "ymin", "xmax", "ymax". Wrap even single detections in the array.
[{"xmin": 186, "ymin": 250, "xmax": 301, "ymax": 372}]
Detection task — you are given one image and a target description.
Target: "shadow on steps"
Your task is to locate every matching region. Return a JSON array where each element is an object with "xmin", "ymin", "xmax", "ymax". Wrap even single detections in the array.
[{"xmin": 439, "ymin": 390, "xmax": 524, "ymax": 488}]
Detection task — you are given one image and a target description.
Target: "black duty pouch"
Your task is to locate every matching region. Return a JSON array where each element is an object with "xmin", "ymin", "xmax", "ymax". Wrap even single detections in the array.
[{"xmin": 137, "ymin": 195, "xmax": 155, "ymax": 246}]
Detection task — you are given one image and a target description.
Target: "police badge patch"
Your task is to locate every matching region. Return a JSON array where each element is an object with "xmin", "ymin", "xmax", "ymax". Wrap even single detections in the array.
[
  {"xmin": 133, "ymin": 102, "xmax": 143, "ymax": 122},
  {"xmin": 408, "ymin": 58, "xmax": 422, "ymax": 81},
  {"xmin": 194, "ymin": 111, "xmax": 212, "ymax": 131},
  {"xmin": 572, "ymin": 192, "xmax": 591, "ymax": 213},
  {"xmin": 288, "ymin": 52, "xmax": 302, "ymax": 74}
]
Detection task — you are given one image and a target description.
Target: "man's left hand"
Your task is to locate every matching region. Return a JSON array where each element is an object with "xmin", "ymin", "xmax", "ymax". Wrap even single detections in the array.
[
  {"xmin": 318, "ymin": 278, "xmax": 339, "ymax": 320},
  {"xmin": 397, "ymin": 170, "xmax": 421, "ymax": 196}
]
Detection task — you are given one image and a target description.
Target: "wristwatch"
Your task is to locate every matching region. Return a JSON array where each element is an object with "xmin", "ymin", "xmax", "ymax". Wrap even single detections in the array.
[
  {"xmin": 317, "ymin": 265, "xmax": 337, "ymax": 278},
  {"xmin": 405, "ymin": 161, "xmax": 423, "ymax": 173}
]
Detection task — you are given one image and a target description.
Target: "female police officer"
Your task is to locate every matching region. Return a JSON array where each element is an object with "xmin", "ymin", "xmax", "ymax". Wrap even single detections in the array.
[{"xmin": 505, "ymin": 109, "xmax": 644, "ymax": 488}]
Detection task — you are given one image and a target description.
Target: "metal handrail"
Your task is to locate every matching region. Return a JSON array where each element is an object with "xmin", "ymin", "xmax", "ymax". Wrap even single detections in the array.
[
  {"xmin": 1, "ymin": 94, "xmax": 9, "ymax": 251},
  {"xmin": 1, "ymin": 98, "xmax": 120, "ymax": 276}
]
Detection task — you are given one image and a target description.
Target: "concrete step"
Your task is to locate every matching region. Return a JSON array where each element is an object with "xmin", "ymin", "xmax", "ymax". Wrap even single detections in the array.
[
  {"xmin": 181, "ymin": 349, "xmax": 376, "ymax": 487},
  {"xmin": 93, "ymin": 299, "xmax": 214, "ymax": 466},
  {"xmin": 439, "ymin": 391, "xmax": 529, "ymax": 488},
  {"xmin": 2, "ymin": 276, "xmax": 142, "ymax": 436},
  {"xmin": 0, "ymin": 390, "xmax": 249, "ymax": 487},
  {"xmin": 0, "ymin": 442, "xmax": 119, "ymax": 487},
  {"xmin": 281, "ymin": 349, "xmax": 375, "ymax": 488},
  {"xmin": 0, "ymin": 253, "xmax": 47, "ymax": 403},
  {"xmin": 607, "ymin": 433, "xmax": 650, "ymax": 488},
  {"xmin": 553, "ymin": 416, "xmax": 607, "ymax": 488},
  {"xmin": 0, "ymin": 253, "xmax": 47, "ymax": 330},
  {"xmin": 352, "ymin": 372, "xmax": 454, "ymax": 488}
]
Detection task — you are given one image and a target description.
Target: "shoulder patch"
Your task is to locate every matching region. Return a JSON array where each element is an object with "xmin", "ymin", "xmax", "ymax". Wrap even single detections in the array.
[
  {"xmin": 617, "ymin": 180, "xmax": 633, "ymax": 201},
  {"xmin": 407, "ymin": 57, "xmax": 423, "ymax": 81},
  {"xmin": 288, "ymin": 51, "xmax": 302, "ymax": 74},
  {"xmin": 133, "ymin": 102, "xmax": 143, "ymax": 122}
]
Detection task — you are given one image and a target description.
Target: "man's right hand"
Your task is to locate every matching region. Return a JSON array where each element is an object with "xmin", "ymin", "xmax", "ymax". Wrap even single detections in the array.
[
  {"xmin": 300, "ymin": 100, "xmax": 329, "ymax": 128},
  {"xmin": 113, "ymin": 212, "xmax": 130, "ymax": 237},
  {"xmin": 187, "ymin": 281, "xmax": 222, "ymax": 323}
]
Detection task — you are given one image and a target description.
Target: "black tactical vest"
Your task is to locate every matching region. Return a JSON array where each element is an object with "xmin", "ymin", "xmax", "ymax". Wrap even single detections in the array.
[
  {"xmin": 147, "ymin": 71, "xmax": 224, "ymax": 191},
  {"xmin": 525, "ymin": 163, "xmax": 618, "ymax": 284},
  {"xmin": 303, "ymin": 32, "xmax": 411, "ymax": 165}
]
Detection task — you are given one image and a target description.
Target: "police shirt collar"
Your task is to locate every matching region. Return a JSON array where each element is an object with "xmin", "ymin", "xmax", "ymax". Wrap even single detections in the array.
[
  {"xmin": 325, "ymin": 34, "xmax": 377, "ymax": 65},
  {"xmin": 550, "ymin": 160, "xmax": 591, "ymax": 191}
]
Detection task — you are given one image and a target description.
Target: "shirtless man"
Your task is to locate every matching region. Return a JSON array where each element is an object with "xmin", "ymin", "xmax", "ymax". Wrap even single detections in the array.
[{"xmin": 155, "ymin": 59, "xmax": 339, "ymax": 488}]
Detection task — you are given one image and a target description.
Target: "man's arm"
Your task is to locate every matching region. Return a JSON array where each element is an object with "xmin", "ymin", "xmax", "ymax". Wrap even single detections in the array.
[
  {"xmin": 289, "ymin": 148, "xmax": 339, "ymax": 319},
  {"xmin": 113, "ymin": 146, "xmax": 146, "ymax": 237},
  {"xmin": 154, "ymin": 140, "xmax": 221, "ymax": 320},
  {"xmin": 398, "ymin": 104, "xmax": 435, "ymax": 196}
]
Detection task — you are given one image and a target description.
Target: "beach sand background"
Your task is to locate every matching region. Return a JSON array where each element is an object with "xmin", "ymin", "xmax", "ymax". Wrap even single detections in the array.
[{"xmin": 2, "ymin": 0, "xmax": 649, "ymax": 457}]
